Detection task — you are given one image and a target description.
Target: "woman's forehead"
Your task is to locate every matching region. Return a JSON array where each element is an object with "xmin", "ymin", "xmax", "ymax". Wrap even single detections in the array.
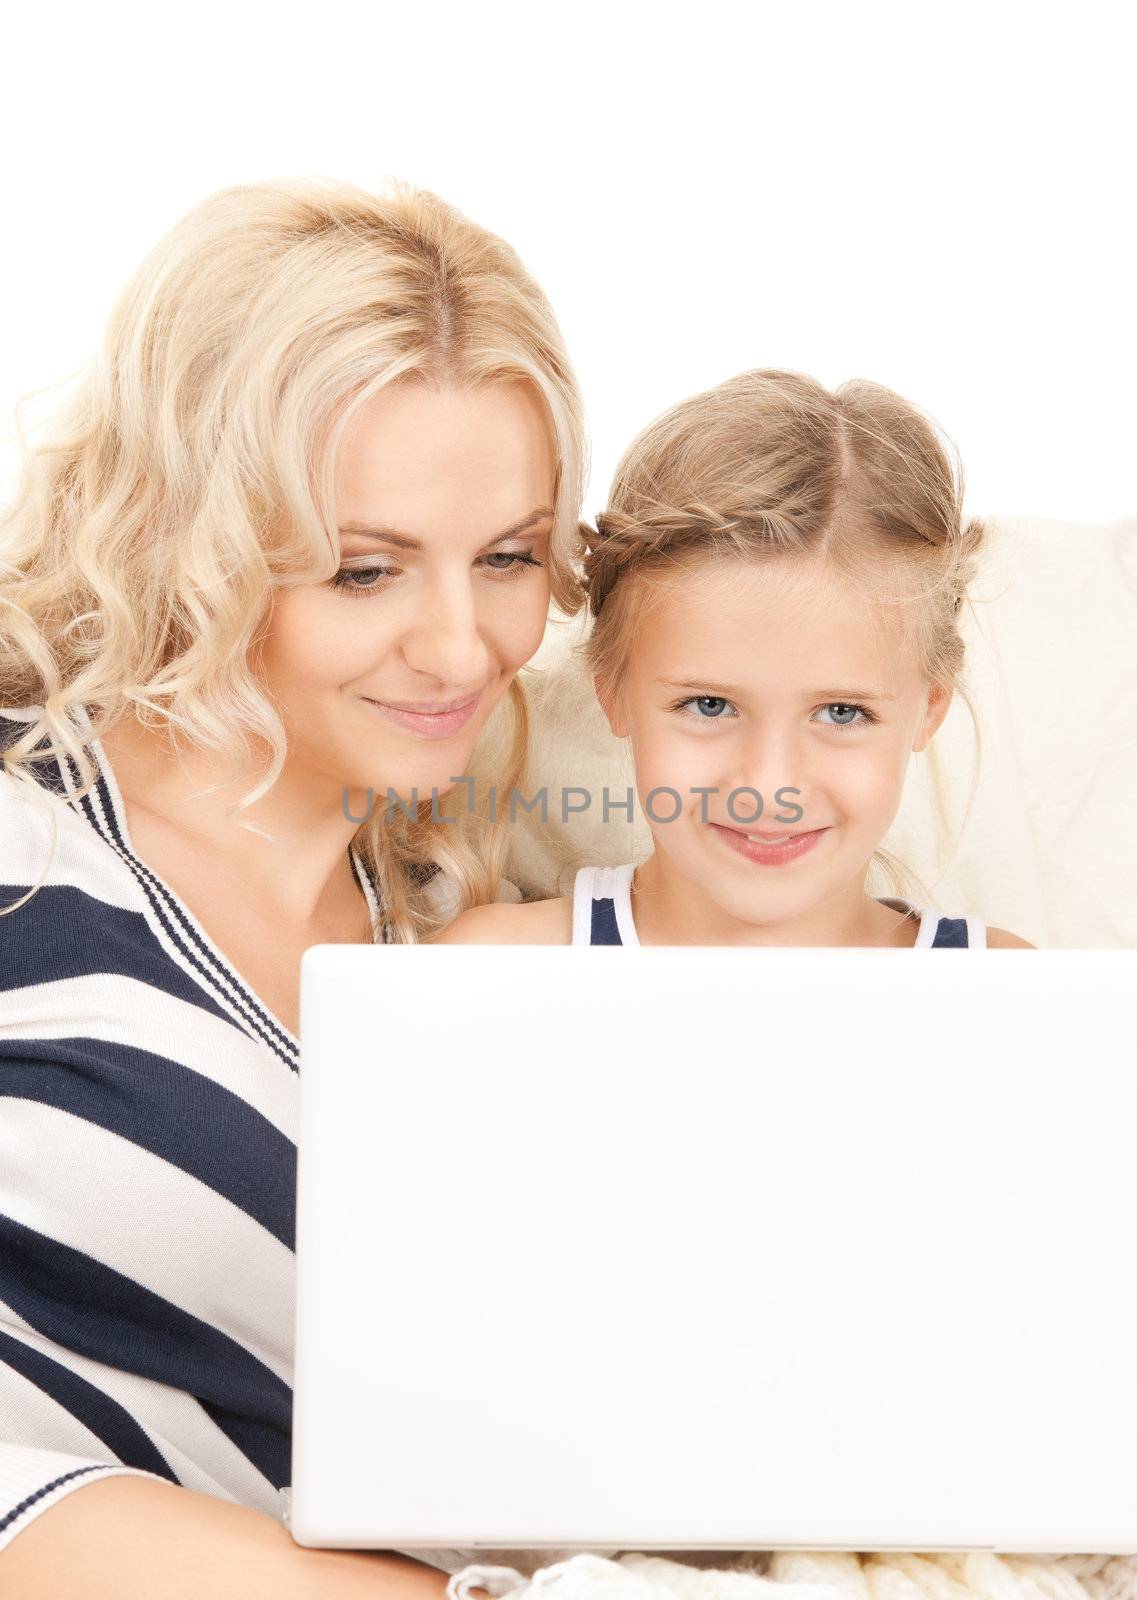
[{"xmin": 335, "ymin": 378, "xmax": 555, "ymax": 524}]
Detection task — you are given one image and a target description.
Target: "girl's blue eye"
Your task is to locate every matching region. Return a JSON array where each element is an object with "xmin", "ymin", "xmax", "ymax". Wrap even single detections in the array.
[
  {"xmin": 673, "ymin": 696, "xmax": 878, "ymax": 729},
  {"xmin": 677, "ymin": 695, "xmax": 736, "ymax": 720},
  {"xmin": 815, "ymin": 702, "xmax": 876, "ymax": 730}
]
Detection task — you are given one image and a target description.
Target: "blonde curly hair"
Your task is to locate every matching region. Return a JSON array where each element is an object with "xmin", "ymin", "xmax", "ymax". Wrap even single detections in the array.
[{"xmin": 0, "ymin": 176, "xmax": 590, "ymax": 941}]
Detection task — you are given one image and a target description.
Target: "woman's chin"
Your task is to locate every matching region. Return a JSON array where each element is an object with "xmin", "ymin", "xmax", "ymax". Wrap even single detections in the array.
[{"xmin": 335, "ymin": 744, "xmax": 484, "ymax": 817}]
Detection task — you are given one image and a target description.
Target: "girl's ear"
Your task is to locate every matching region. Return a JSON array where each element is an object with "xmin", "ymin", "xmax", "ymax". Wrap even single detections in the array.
[
  {"xmin": 594, "ymin": 672, "xmax": 629, "ymax": 739},
  {"xmin": 912, "ymin": 680, "xmax": 953, "ymax": 752}
]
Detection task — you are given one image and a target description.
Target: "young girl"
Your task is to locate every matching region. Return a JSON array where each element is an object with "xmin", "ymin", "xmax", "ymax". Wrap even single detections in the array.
[{"xmin": 435, "ymin": 369, "xmax": 1035, "ymax": 950}]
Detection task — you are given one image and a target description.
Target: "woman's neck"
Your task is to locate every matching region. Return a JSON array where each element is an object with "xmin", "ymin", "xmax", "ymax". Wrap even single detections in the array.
[{"xmin": 96, "ymin": 712, "xmax": 371, "ymax": 935}]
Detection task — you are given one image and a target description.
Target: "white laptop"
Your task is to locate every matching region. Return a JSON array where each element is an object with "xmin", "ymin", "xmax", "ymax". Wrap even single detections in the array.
[{"xmin": 290, "ymin": 945, "xmax": 1137, "ymax": 1556}]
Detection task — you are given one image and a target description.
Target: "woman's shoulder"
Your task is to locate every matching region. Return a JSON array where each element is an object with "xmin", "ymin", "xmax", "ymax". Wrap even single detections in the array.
[
  {"xmin": 429, "ymin": 893, "xmax": 574, "ymax": 945},
  {"xmin": 0, "ymin": 732, "xmax": 70, "ymax": 845},
  {"xmin": 0, "ymin": 709, "xmax": 78, "ymax": 816},
  {"xmin": 0, "ymin": 717, "xmax": 149, "ymax": 924}
]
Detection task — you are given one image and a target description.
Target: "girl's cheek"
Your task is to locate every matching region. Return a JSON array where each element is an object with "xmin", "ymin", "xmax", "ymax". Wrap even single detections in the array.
[
  {"xmin": 827, "ymin": 750, "xmax": 908, "ymax": 817},
  {"xmin": 632, "ymin": 729, "xmax": 720, "ymax": 812}
]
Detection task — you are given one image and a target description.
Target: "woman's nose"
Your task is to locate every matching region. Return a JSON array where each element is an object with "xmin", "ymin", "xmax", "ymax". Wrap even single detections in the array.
[{"xmin": 400, "ymin": 574, "xmax": 492, "ymax": 689}]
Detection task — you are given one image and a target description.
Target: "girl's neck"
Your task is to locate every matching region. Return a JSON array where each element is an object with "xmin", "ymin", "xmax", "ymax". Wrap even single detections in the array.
[{"xmin": 629, "ymin": 848, "xmax": 913, "ymax": 948}]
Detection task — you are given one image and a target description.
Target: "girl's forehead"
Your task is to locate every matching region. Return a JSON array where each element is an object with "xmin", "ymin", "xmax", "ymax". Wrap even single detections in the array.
[
  {"xmin": 658, "ymin": 549, "xmax": 862, "ymax": 607},
  {"xmin": 632, "ymin": 555, "xmax": 922, "ymax": 692},
  {"xmin": 648, "ymin": 553, "xmax": 882, "ymax": 630}
]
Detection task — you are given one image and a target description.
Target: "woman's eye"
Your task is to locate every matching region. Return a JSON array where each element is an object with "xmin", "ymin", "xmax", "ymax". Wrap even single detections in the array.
[
  {"xmin": 479, "ymin": 551, "xmax": 543, "ymax": 577},
  {"xmin": 331, "ymin": 551, "xmax": 543, "ymax": 597},
  {"xmin": 677, "ymin": 695, "xmax": 737, "ymax": 720},
  {"xmin": 815, "ymin": 702, "xmax": 876, "ymax": 730},
  {"xmin": 329, "ymin": 564, "xmax": 398, "ymax": 596}
]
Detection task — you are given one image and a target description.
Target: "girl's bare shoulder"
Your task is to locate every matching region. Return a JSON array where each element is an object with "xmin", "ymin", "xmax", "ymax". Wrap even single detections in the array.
[
  {"xmin": 985, "ymin": 926, "xmax": 1037, "ymax": 948},
  {"xmin": 429, "ymin": 894, "xmax": 574, "ymax": 945}
]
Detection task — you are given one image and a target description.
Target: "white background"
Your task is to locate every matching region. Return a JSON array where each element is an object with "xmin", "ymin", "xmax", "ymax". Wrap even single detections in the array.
[{"xmin": 1, "ymin": 1, "xmax": 1132, "ymax": 524}]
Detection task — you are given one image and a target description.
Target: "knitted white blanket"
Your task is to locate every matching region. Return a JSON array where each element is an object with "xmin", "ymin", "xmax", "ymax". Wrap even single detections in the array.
[{"xmin": 447, "ymin": 1549, "xmax": 1137, "ymax": 1600}]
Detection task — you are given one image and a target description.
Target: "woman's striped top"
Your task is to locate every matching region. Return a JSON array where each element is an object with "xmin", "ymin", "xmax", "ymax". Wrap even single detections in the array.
[{"xmin": 0, "ymin": 706, "xmax": 410, "ymax": 1557}]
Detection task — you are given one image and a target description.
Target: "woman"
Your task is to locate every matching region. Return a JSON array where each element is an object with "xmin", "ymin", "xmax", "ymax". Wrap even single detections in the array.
[{"xmin": 0, "ymin": 176, "xmax": 587, "ymax": 1596}]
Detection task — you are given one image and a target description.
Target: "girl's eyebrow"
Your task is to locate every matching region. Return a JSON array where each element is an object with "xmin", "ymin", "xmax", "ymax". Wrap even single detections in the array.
[
  {"xmin": 810, "ymin": 687, "xmax": 899, "ymax": 701},
  {"xmin": 338, "ymin": 507, "xmax": 554, "ymax": 550},
  {"xmin": 657, "ymin": 678, "xmax": 898, "ymax": 702}
]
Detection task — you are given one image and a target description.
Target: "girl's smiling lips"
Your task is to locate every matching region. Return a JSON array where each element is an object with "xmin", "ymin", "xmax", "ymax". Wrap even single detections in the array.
[
  {"xmin": 360, "ymin": 689, "xmax": 483, "ymax": 738},
  {"xmin": 710, "ymin": 820, "xmax": 831, "ymax": 866}
]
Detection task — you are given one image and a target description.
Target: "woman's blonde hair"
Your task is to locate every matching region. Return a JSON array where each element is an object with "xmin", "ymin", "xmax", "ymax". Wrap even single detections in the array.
[
  {"xmin": 0, "ymin": 176, "xmax": 589, "ymax": 940},
  {"xmin": 582, "ymin": 368, "xmax": 985, "ymax": 907}
]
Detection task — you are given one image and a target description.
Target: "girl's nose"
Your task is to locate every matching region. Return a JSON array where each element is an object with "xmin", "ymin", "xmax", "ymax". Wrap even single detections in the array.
[
  {"xmin": 400, "ymin": 574, "xmax": 492, "ymax": 690},
  {"xmin": 730, "ymin": 724, "xmax": 803, "ymax": 817}
]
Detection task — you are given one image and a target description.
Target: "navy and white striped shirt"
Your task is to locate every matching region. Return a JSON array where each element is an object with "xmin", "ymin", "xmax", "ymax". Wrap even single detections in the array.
[{"xmin": 0, "ymin": 706, "xmax": 399, "ymax": 1554}]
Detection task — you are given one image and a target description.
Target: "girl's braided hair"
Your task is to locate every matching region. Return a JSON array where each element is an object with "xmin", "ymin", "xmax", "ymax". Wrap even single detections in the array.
[
  {"xmin": 580, "ymin": 367, "xmax": 987, "ymax": 906},
  {"xmin": 584, "ymin": 368, "xmax": 984, "ymax": 683}
]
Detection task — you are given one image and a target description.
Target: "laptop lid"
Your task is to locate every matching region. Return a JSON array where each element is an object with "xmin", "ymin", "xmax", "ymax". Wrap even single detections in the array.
[{"xmin": 291, "ymin": 945, "xmax": 1137, "ymax": 1555}]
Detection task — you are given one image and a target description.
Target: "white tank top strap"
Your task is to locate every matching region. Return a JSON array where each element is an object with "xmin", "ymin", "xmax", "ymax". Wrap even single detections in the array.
[
  {"xmin": 571, "ymin": 863, "xmax": 640, "ymax": 946},
  {"xmin": 570, "ymin": 865, "xmax": 597, "ymax": 946}
]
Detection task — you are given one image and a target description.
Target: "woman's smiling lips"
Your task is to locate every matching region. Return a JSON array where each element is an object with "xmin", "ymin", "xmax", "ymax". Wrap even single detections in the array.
[
  {"xmin": 710, "ymin": 820, "xmax": 830, "ymax": 866},
  {"xmin": 360, "ymin": 689, "xmax": 482, "ymax": 739}
]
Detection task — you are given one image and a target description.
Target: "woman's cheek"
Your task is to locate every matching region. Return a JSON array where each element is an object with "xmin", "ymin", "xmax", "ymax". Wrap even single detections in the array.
[
  {"xmin": 266, "ymin": 589, "xmax": 381, "ymax": 693},
  {"xmin": 479, "ymin": 578, "xmax": 550, "ymax": 679},
  {"xmin": 515, "ymin": 580, "xmax": 554, "ymax": 668},
  {"xmin": 516, "ymin": 608, "xmax": 551, "ymax": 671}
]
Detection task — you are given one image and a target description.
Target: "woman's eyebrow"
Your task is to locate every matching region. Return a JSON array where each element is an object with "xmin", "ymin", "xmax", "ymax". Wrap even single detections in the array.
[{"xmin": 338, "ymin": 507, "xmax": 554, "ymax": 550}]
